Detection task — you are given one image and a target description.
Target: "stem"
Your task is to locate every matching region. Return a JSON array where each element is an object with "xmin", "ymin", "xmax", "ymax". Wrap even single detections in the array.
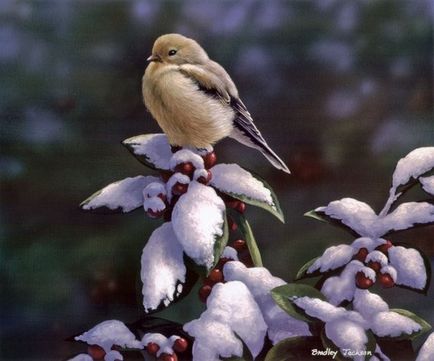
[{"xmin": 379, "ymin": 187, "xmax": 400, "ymax": 217}]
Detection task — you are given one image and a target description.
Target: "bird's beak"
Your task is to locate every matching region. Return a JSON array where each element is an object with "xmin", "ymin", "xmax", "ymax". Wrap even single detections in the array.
[{"xmin": 147, "ymin": 54, "xmax": 161, "ymax": 62}]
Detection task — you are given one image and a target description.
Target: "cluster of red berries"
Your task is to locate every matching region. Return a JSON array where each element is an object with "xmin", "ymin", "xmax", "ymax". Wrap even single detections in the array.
[
  {"xmin": 145, "ymin": 337, "xmax": 188, "ymax": 361},
  {"xmin": 87, "ymin": 344, "xmax": 121, "ymax": 361},
  {"xmin": 354, "ymin": 240, "xmax": 395, "ymax": 289}
]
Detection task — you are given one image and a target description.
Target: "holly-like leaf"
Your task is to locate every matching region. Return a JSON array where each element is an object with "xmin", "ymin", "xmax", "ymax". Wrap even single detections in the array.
[
  {"xmin": 235, "ymin": 214, "xmax": 263, "ymax": 267},
  {"xmin": 271, "ymin": 284, "xmax": 326, "ymax": 322},
  {"xmin": 211, "ymin": 214, "xmax": 229, "ymax": 272},
  {"xmin": 264, "ymin": 336, "xmax": 322, "ymax": 361},
  {"xmin": 386, "ymin": 309, "xmax": 431, "ymax": 341},
  {"xmin": 304, "ymin": 209, "xmax": 360, "ymax": 237},
  {"xmin": 122, "ymin": 133, "xmax": 172, "ymax": 170},
  {"xmin": 210, "ymin": 164, "xmax": 284, "ymax": 223},
  {"xmin": 295, "ymin": 257, "xmax": 321, "ymax": 281},
  {"xmin": 80, "ymin": 175, "xmax": 159, "ymax": 213}
]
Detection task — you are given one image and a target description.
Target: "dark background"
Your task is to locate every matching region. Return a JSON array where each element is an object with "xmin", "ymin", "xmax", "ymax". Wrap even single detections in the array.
[{"xmin": 1, "ymin": 1, "xmax": 433, "ymax": 360}]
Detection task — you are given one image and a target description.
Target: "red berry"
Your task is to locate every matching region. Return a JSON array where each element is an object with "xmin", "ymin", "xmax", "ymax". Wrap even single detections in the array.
[
  {"xmin": 355, "ymin": 271, "xmax": 374, "ymax": 289},
  {"xmin": 376, "ymin": 240, "xmax": 393, "ymax": 255},
  {"xmin": 161, "ymin": 170, "xmax": 174, "ymax": 182},
  {"xmin": 159, "ymin": 353, "xmax": 178, "ymax": 361},
  {"xmin": 175, "ymin": 162, "xmax": 195, "ymax": 177},
  {"xmin": 203, "ymin": 151, "xmax": 217, "ymax": 169},
  {"xmin": 226, "ymin": 199, "xmax": 240, "ymax": 209},
  {"xmin": 173, "ymin": 338, "xmax": 188, "ymax": 353},
  {"xmin": 379, "ymin": 273, "xmax": 395, "ymax": 288},
  {"xmin": 367, "ymin": 261, "xmax": 381, "ymax": 273},
  {"xmin": 232, "ymin": 239, "xmax": 247, "ymax": 251},
  {"xmin": 171, "ymin": 145, "xmax": 182, "ymax": 153},
  {"xmin": 197, "ymin": 170, "xmax": 212, "ymax": 185},
  {"xmin": 87, "ymin": 345, "xmax": 106, "ymax": 360},
  {"xmin": 354, "ymin": 248, "xmax": 369, "ymax": 262},
  {"xmin": 157, "ymin": 193, "xmax": 167, "ymax": 203},
  {"xmin": 228, "ymin": 217, "xmax": 238, "ymax": 232},
  {"xmin": 199, "ymin": 285, "xmax": 212, "ymax": 303},
  {"xmin": 146, "ymin": 209, "xmax": 164, "ymax": 219},
  {"xmin": 172, "ymin": 182, "xmax": 188, "ymax": 195},
  {"xmin": 240, "ymin": 251, "xmax": 254, "ymax": 268},
  {"xmin": 146, "ymin": 342, "xmax": 160, "ymax": 355},
  {"xmin": 236, "ymin": 201, "xmax": 246, "ymax": 213},
  {"xmin": 208, "ymin": 268, "xmax": 224, "ymax": 283}
]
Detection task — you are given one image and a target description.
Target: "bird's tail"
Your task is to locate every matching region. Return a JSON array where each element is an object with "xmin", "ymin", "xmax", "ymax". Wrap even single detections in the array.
[{"xmin": 230, "ymin": 129, "xmax": 290, "ymax": 174}]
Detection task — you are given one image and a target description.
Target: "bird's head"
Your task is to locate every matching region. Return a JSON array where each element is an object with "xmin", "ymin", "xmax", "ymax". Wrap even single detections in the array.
[{"xmin": 147, "ymin": 33, "xmax": 209, "ymax": 65}]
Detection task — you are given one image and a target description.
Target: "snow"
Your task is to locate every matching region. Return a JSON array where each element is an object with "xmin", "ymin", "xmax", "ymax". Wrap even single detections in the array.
[
  {"xmin": 172, "ymin": 182, "xmax": 225, "ymax": 269},
  {"xmin": 392, "ymin": 147, "xmax": 434, "ymax": 188},
  {"xmin": 166, "ymin": 173, "xmax": 190, "ymax": 202},
  {"xmin": 365, "ymin": 251, "xmax": 388, "ymax": 266},
  {"xmin": 325, "ymin": 318, "xmax": 368, "ymax": 361},
  {"xmin": 316, "ymin": 198, "xmax": 377, "ymax": 237},
  {"xmin": 370, "ymin": 311, "xmax": 421, "ymax": 337},
  {"xmin": 141, "ymin": 333, "xmax": 180, "ymax": 357},
  {"xmin": 193, "ymin": 168, "xmax": 211, "ymax": 181},
  {"xmin": 222, "ymin": 246, "xmax": 239, "ymax": 261},
  {"xmin": 143, "ymin": 196, "xmax": 166, "ymax": 212},
  {"xmin": 143, "ymin": 182, "xmax": 166, "ymax": 198},
  {"xmin": 370, "ymin": 345, "xmax": 390, "ymax": 361},
  {"xmin": 210, "ymin": 163, "xmax": 275, "ymax": 208},
  {"xmin": 379, "ymin": 266, "xmax": 397, "ymax": 282},
  {"xmin": 388, "ymin": 246, "xmax": 427, "ymax": 289},
  {"xmin": 105, "ymin": 350, "xmax": 123, "ymax": 361},
  {"xmin": 141, "ymin": 222, "xmax": 186, "ymax": 312},
  {"xmin": 321, "ymin": 261, "xmax": 370, "ymax": 305},
  {"xmin": 67, "ymin": 355, "xmax": 93, "ymax": 361},
  {"xmin": 353, "ymin": 290, "xmax": 389, "ymax": 320},
  {"xmin": 223, "ymin": 261, "xmax": 311, "ymax": 344},
  {"xmin": 82, "ymin": 176, "xmax": 159, "ymax": 212},
  {"xmin": 416, "ymin": 332, "xmax": 434, "ymax": 361},
  {"xmin": 123, "ymin": 133, "xmax": 172, "ymax": 170},
  {"xmin": 293, "ymin": 297, "xmax": 347, "ymax": 322},
  {"xmin": 184, "ymin": 281, "xmax": 267, "ymax": 360},
  {"xmin": 169, "ymin": 149, "xmax": 204, "ymax": 170},
  {"xmin": 352, "ymin": 237, "xmax": 383, "ymax": 252},
  {"xmin": 74, "ymin": 320, "xmax": 142, "ymax": 353},
  {"xmin": 308, "ymin": 244, "xmax": 355, "ymax": 273},
  {"xmin": 420, "ymin": 175, "xmax": 434, "ymax": 195}
]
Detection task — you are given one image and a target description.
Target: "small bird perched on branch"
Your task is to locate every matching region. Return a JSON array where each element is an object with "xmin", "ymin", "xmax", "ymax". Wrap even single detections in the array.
[{"xmin": 142, "ymin": 33, "xmax": 290, "ymax": 174}]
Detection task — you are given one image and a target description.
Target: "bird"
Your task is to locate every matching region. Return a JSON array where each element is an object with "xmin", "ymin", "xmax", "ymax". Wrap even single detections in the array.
[{"xmin": 142, "ymin": 33, "xmax": 290, "ymax": 174}]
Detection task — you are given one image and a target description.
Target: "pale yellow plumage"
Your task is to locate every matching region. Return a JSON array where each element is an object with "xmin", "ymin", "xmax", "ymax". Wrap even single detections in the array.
[{"xmin": 142, "ymin": 33, "xmax": 290, "ymax": 173}]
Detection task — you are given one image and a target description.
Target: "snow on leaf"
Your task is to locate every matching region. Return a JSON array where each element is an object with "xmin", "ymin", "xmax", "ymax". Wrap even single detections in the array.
[
  {"xmin": 210, "ymin": 164, "xmax": 284, "ymax": 222},
  {"xmin": 416, "ymin": 332, "xmax": 434, "ymax": 361},
  {"xmin": 370, "ymin": 311, "xmax": 421, "ymax": 338},
  {"xmin": 293, "ymin": 297, "xmax": 347, "ymax": 323},
  {"xmin": 420, "ymin": 176, "xmax": 434, "ymax": 195},
  {"xmin": 388, "ymin": 246, "xmax": 427, "ymax": 290},
  {"xmin": 308, "ymin": 244, "xmax": 355, "ymax": 274},
  {"xmin": 223, "ymin": 261, "xmax": 311, "ymax": 344},
  {"xmin": 81, "ymin": 176, "xmax": 159, "ymax": 213},
  {"xmin": 105, "ymin": 350, "xmax": 123, "ymax": 361},
  {"xmin": 74, "ymin": 320, "xmax": 142, "ymax": 353},
  {"xmin": 67, "ymin": 355, "xmax": 93, "ymax": 361},
  {"xmin": 122, "ymin": 133, "xmax": 172, "ymax": 170},
  {"xmin": 184, "ymin": 281, "xmax": 267, "ymax": 361},
  {"xmin": 392, "ymin": 147, "xmax": 434, "ymax": 189},
  {"xmin": 353, "ymin": 289, "xmax": 389, "ymax": 320},
  {"xmin": 141, "ymin": 222, "xmax": 186, "ymax": 313},
  {"xmin": 172, "ymin": 182, "xmax": 226, "ymax": 269},
  {"xmin": 169, "ymin": 149, "xmax": 204, "ymax": 170},
  {"xmin": 377, "ymin": 202, "xmax": 434, "ymax": 235},
  {"xmin": 321, "ymin": 261, "xmax": 368, "ymax": 305},
  {"xmin": 316, "ymin": 198, "xmax": 378, "ymax": 237}
]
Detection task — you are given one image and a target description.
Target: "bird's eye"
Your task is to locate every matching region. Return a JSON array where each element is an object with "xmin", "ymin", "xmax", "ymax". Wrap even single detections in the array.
[{"xmin": 168, "ymin": 49, "xmax": 177, "ymax": 56}]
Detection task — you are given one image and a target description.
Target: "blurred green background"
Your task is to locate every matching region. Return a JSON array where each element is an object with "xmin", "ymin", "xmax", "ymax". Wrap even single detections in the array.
[{"xmin": 1, "ymin": 0, "xmax": 433, "ymax": 360}]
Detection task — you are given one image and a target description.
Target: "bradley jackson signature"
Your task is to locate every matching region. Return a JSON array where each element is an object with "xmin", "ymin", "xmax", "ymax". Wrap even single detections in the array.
[{"xmin": 311, "ymin": 348, "xmax": 373, "ymax": 359}]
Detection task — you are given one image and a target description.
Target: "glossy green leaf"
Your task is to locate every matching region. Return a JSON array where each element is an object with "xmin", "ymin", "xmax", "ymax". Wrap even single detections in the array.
[
  {"xmin": 211, "ymin": 213, "xmax": 229, "ymax": 273},
  {"xmin": 264, "ymin": 336, "xmax": 322, "ymax": 361},
  {"xmin": 295, "ymin": 257, "xmax": 321, "ymax": 281},
  {"xmin": 237, "ymin": 214, "xmax": 263, "ymax": 267}
]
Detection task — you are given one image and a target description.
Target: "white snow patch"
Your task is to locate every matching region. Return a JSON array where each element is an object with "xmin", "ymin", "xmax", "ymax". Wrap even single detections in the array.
[
  {"xmin": 75, "ymin": 320, "xmax": 142, "ymax": 353},
  {"xmin": 366, "ymin": 251, "xmax": 388, "ymax": 266},
  {"xmin": 184, "ymin": 281, "xmax": 267, "ymax": 360},
  {"xmin": 388, "ymin": 246, "xmax": 427, "ymax": 289},
  {"xmin": 392, "ymin": 147, "xmax": 434, "ymax": 188},
  {"xmin": 308, "ymin": 244, "xmax": 355, "ymax": 273},
  {"xmin": 143, "ymin": 196, "xmax": 166, "ymax": 212},
  {"xmin": 353, "ymin": 289, "xmax": 389, "ymax": 320},
  {"xmin": 123, "ymin": 134, "xmax": 172, "ymax": 170},
  {"xmin": 210, "ymin": 163, "xmax": 275, "ymax": 208},
  {"xmin": 222, "ymin": 246, "xmax": 239, "ymax": 261},
  {"xmin": 371, "ymin": 311, "xmax": 421, "ymax": 337},
  {"xmin": 105, "ymin": 350, "xmax": 123, "ymax": 361},
  {"xmin": 293, "ymin": 297, "xmax": 346, "ymax": 322},
  {"xmin": 317, "ymin": 198, "xmax": 377, "ymax": 237},
  {"xmin": 321, "ymin": 261, "xmax": 367, "ymax": 305},
  {"xmin": 67, "ymin": 355, "xmax": 93, "ymax": 361},
  {"xmin": 143, "ymin": 182, "xmax": 166, "ymax": 198},
  {"xmin": 223, "ymin": 261, "xmax": 310, "ymax": 344},
  {"xmin": 351, "ymin": 237, "xmax": 383, "ymax": 252},
  {"xmin": 170, "ymin": 149, "xmax": 204, "ymax": 170},
  {"xmin": 82, "ymin": 176, "xmax": 159, "ymax": 212},
  {"xmin": 141, "ymin": 333, "xmax": 179, "ymax": 357},
  {"xmin": 193, "ymin": 168, "xmax": 211, "ymax": 182},
  {"xmin": 172, "ymin": 182, "xmax": 225, "ymax": 269},
  {"xmin": 416, "ymin": 332, "xmax": 434, "ymax": 361},
  {"xmin": 420, "ymin": 176, "xmax": 434, "ymax": 195},
  {"xmin": 141, "ymin": 223, "xmax": 186, "ymax": 312}
]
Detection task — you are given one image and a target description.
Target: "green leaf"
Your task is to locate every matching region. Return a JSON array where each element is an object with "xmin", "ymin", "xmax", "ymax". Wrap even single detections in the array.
[
  {"xmin": 271, "ymin": 284, "xmax": 326, "ymax": 322},
  {"xmin": 388, "ymin": 309, "xmax": 432, "ymax": 341},
  {"xmin": 264, "ymin": 336, "xmax": 322, "ymax": 361},
  {"xmin": 295, "ymin": 257, "xmax": 320, "ymax": 281},
  {"xmin": 236, "ymin": 214, "xmax": 263, "ymax": 267},
  {"xmin": 122, "ymin": 133, "xmax": 172, "ymax": 170},
  {"xmin": 304, "ymin": 209, "xmax": 360, "ymax": 237},
  {"xmin": 211, "ymin": 212, "xmax": 229, "ymax": 273}
]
